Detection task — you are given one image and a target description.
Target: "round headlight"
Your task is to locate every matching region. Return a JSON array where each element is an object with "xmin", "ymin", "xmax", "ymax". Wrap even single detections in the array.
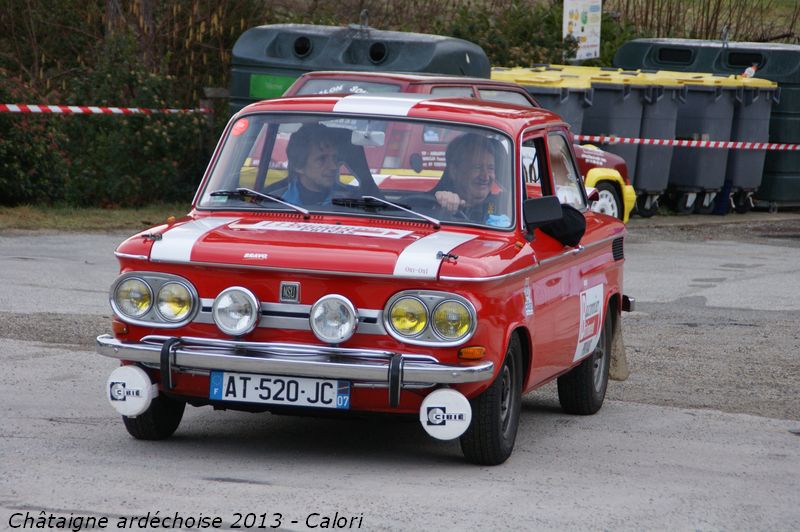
[
  {"xmin": 310, "ymin": 295, "xmax": 357, "ymax": 344},
  {"xmin": 156, "ymin": 282, "xmax": 193, "ymax": 322},
  {"xmin": 389, "ymin": 297, "xmax": 428, "ymax": 337},
  {"xmin": 212, "ymin": 287, "xmax": 260, "ymax": 336},
  {"xmin": 114, "ymin": 278, "xmax": 152, "ymax": 318},
  {"xmin": 432, "ymin": 300, "xmax": 472, "ymax": 340}
]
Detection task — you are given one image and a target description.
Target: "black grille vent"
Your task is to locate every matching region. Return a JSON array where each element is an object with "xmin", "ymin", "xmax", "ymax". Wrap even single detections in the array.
[{"xmin": 612, "ymin": 237, "xmax": 624, "ymax": 261}]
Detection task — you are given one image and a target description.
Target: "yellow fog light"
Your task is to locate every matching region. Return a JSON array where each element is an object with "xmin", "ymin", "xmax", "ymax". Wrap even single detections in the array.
[
  {"xmin": 432, "ymin": 300, "xmax": 472, "ymax": 341},
  {"xmin": 113, "ymin": 278, "xmax": 152, "ymax": 318},
  {"xmin": 389, "ymin": 297, "xmax": 428, "ymax": 336},
  {"xmin": 156, "ymin": 282, "xmax": 193, "ymax": 322}
]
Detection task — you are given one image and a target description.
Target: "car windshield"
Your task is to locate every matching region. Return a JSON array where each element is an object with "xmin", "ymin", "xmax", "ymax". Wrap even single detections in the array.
[{"xmin": 198, "ymin": 114, "xmax": 515, "ymax": 230}]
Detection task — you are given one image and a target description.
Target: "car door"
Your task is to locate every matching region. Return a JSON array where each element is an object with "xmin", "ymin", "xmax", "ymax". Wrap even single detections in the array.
[
  {"xmin": 545, "ymin": 129, "xmax": 610, "ymax": 370},
  {"xmin": 519, "ymin": 130, "xmax": 575, "ymax": 386},
  {"xmin": 522, "ymin": 128, "xmax": 602, "ymax": 387}
]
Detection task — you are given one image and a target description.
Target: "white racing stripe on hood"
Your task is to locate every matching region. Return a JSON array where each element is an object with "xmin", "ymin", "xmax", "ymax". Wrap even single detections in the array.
[
  {"xmin": 394, "ymin": 232, "xmax": 476, "ymax": 280},
  {"xmin": 150, "ymin": 217, "xmax": 239, "ymax": 263},
  {"xmin": 333, "ymin": 94, "xmax": 431, "ymax": 116}
]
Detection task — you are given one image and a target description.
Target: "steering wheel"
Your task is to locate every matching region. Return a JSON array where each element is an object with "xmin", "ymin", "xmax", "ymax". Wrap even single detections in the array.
[{"xmin": 403, "ymin": 194, "xmax": 470, "ymax": 221}]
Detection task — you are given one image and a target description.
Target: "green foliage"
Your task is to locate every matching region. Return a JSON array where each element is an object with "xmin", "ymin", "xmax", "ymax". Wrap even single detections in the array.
[
  {"xmin": 59, "ymin": 33, "xmax": 210, "ymax": 206},
  {"xmin": 0, "ymin": 79, "xmax": 68, "ymax": 205},
  {"xmin": 585, "ymin": 12, "xmax": 647, "ymax": 66},
  {"xmin": 0, "ymin": 33, "xmax": 211, "ymax": 207},
  {"xmin": 437, "ymin": 1, "xmax": 578, "ymax": 66}
]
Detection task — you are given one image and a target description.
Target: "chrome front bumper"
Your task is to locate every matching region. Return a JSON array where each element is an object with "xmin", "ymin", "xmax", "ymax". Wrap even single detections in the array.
[{"xmin": 96, "ymin": 334, "xmax": 494, "ymax": 397}]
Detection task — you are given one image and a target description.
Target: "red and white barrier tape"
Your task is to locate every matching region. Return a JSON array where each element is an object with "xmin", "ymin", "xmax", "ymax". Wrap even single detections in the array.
[
  {"xmin": 0, "ymin": 103, "xmax": 210, "ymax": 115},
  {"xmin": 575, "ymin": 134, "xmax": 800, "ymax": 151}
]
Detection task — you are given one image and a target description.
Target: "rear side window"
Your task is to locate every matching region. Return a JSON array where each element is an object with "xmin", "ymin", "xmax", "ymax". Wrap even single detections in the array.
[
  {"xmin": 430, "ymin": 86, "xmax": 474, "ymax": 97},
  {"xmin": 478, "ymin": 89, "xmax": 534, "ymax": 107},
  {"xmin": 296, "ymin": 79, "xmax": 402, "ymax": 95}
]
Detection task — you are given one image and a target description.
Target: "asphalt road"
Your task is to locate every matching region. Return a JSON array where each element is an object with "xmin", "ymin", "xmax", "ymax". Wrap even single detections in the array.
[{"xmin": 1, "ymin": 216, "xmax": 799, "ymax": 530}]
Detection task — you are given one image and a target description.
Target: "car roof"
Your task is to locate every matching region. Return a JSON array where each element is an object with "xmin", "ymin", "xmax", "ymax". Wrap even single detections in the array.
[
  {"xmin": 239, "ymin": 93, "xmax": 565, "ymax": 135},
  {"xmin": 297, "ymin": 70, "xmax": 526, "ymax": 89}
]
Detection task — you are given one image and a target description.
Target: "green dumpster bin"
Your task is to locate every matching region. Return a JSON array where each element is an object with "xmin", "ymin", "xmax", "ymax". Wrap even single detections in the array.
[
  {"xmin": 614, "ymin": 39, "xmax": 800, "ymax": 210},
  {"xmin": 230, "ymin": 24, "xmax": 490, "ymax": 114}
]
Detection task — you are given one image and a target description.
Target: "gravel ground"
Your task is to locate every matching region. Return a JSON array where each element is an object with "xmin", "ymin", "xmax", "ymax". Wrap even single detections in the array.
[
  {"xmin": 617, "ymin": 215, "xmax": 800, "ymax": 420},
  {"xmin": 627, "ymin": 213, "xmax": 800, "ymax": 248}
]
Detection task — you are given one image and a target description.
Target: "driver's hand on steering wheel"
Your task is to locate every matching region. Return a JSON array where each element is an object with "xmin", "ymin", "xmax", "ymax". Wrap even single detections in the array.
[{"xmin": 435, "ymin": 191, "xmax": 466, "ymax": 213}]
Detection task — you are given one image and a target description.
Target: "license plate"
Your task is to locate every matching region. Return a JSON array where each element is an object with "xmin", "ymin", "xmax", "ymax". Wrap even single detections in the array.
[{"xmin": 209, "ymin": 371, "xmax": 350, "ymax": 410}]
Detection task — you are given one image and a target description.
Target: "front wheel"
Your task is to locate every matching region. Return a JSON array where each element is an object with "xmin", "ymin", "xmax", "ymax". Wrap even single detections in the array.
[
  {"xmin": 591, "ymin": 182, "xmax": 623, "ymax": 220},
  {"xmin": 122, "ymin": 393, "xmax": 185, "ymax": 440},
  {"xmin": 460, "ymin": 335, "xmax": 524, "ymax": 465},
  {"xmin": 557, "ymin": 306, "xmax": 612, "ymax": 415}
]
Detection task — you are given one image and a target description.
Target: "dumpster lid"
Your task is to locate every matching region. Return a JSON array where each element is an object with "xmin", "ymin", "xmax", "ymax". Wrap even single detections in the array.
[
  {"xmin": 491, "ymin": 67, "xmax": 591, "ymax": 89},
  {"xmin": 654, "ymin": 71, "xmax": 742, "ymax": 88},
  {"xmin": 588, "ymin": 69, "xmax": 659, "ymax": 87},
  {"xmin": 730, "ymin": 75, "xmax": 778, "ymax": 89}
]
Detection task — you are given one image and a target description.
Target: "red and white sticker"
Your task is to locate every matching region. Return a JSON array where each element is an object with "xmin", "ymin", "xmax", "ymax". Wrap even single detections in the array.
[
  {"xmin": 573, "ymin": 284, "xmax": 604, "ymax": 362},
  {"xmin": 229, "ymin": 220, "xmax": 413, "ymax": 239},
  {"xmin": 231, "ymin": 118, "xmax": 249, "ymax": 136}
]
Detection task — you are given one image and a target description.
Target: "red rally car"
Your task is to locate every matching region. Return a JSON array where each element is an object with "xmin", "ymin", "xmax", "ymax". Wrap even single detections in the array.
[{"xmin": 97, "ymin": 93, "xmax": 633, "ymax": 465}]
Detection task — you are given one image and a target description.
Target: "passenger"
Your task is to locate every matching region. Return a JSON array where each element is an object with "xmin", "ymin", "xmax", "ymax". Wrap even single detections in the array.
[
  {"xmin": 433, "ymin": 133, "xmax": 510, "ymax": 227},
  {"xmin": 266, "ymin": 124, "xmax": 351, "ymax": 206}
]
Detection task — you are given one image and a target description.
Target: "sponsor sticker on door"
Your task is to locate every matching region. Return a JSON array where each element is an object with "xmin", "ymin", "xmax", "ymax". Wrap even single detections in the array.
[{"xmin": 573, "ymin": 284, "xmax": 604, "ymax": 362}]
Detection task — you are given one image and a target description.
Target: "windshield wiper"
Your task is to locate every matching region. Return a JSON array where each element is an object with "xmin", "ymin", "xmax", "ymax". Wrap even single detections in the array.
[
  {"xmin": 210, "ymin": 187, "xmax": 310, "ymax": 218},
  {"xmin": 332, "ymin": 195, "xmax": 440, "ymax": 229}
]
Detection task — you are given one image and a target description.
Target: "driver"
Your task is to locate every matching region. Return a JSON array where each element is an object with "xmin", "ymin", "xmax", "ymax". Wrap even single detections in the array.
[
  {"xmin": 432, "ymin": 133, "xmax": 509, "ymax": 227},
  {"xmin": 266, "ymin": 124, "xmax": 351, "ymax": 206}
]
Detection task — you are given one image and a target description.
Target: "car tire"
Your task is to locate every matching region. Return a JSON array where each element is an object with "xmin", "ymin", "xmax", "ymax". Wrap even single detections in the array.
[
  {"xmin": 460, "ymin": 334, "xmax": 524, "ymax": 466},
  {"xmin": 122, "ymin": 394, "xmax": 185, "ymax": 440},
  {"xmin": 557, "ymin": 306, "xmax": 612, "ymax": 415},
  {"xmin": 591, "ymin": 181, "xmax": 623, "ymax": 220}
]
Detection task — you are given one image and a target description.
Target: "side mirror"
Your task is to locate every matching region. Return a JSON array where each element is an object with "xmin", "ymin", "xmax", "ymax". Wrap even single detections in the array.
[
  {"xmin": 585, "ymin": 187, "xmax": 600, "ymax": 203},
  {"xmin": 523, "ymin": 196, "xmax": 563, "ymax": 228},
  {"xmin": 539, "ymin": 203, "xmax": 587, "ymax": 247}
]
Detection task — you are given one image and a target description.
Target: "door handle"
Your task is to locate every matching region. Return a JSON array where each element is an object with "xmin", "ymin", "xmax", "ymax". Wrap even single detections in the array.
[{"xmin": 566, "ymin": 245, "xmax": 585, "ymax": 256}]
